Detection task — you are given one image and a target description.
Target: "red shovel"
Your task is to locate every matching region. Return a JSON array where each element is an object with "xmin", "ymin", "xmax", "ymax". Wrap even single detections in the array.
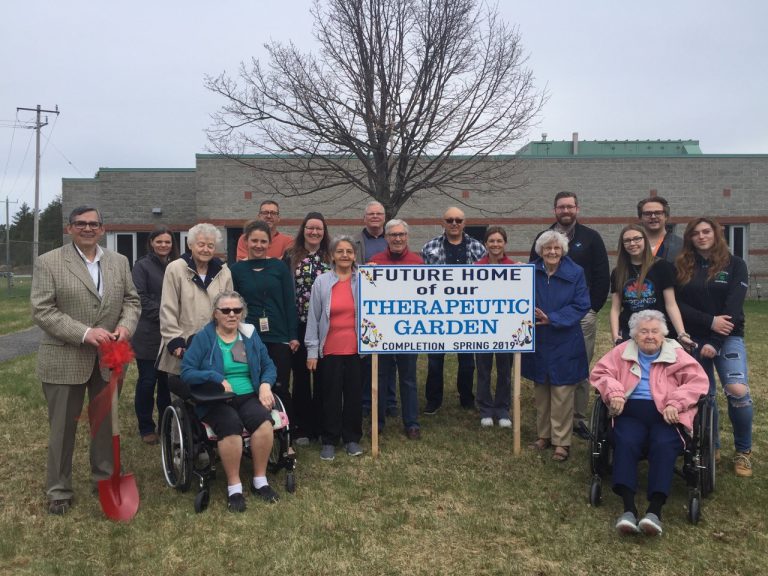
[{"xmin": 95, "ymin": 340, "xmax": 139, "ymax": 521}]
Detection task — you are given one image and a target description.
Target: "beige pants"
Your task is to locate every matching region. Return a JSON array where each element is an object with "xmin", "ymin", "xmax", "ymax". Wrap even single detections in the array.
[{"xmin": 534, "ymin": 383, "xmax": 575, "ymax": 447}]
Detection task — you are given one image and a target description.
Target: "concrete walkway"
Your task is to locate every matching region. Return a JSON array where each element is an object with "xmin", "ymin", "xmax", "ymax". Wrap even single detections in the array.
[{"xmin": 0, "ymin": 325, "xmax": 42, "ymax": 363}]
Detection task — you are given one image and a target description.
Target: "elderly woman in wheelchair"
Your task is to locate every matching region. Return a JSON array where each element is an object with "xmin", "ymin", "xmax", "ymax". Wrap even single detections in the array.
[
  {"xmin": 181, "ymin": 291, "xmax": 280, "ymax": 512},
  {"xmin": 590, "ymin": 309, "xmax": 709, "ymax": 536}
]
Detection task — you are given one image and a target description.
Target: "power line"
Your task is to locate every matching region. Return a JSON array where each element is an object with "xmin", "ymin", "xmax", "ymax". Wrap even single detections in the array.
[{"xmin": 16, "ymin": 104, "xmax": 60, "ymax": 265}]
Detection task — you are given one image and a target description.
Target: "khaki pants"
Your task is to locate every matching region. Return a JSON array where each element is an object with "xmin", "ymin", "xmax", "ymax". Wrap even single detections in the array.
[
  {"xmin": 534, "ymin": 383, "xmax": 575, "ymax": 447},
  {"xmin": 574, "ymin": 309, "xmax": 597, "ymax": 423}
]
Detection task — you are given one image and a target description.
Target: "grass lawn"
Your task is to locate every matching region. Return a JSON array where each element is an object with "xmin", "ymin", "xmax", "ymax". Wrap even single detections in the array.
[
  {"xmin": 0, "ymin": 304, "xmax": 766, "ymax": 575},
  {"xmin": 0, "ymin": 281, "xmax": 32, "ymax": 336}
]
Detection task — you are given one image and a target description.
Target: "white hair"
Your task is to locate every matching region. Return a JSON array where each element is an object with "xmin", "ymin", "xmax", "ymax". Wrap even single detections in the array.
[
  {"xmin": 628, "ymin": 310, "xmax": 669, "ymax": 338},
  {"xmin": 187, "ymin": 223, "xmax": 222, "ymax": 246},
  {"xmin": 534, "ymin": 230, "xmax": 569, "ymax": 257}
]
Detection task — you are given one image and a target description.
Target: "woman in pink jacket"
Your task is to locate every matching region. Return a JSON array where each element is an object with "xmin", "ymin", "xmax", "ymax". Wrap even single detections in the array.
[{"xmin": 590, "ymin": 309, "xmax": 708, "ymax": 537}]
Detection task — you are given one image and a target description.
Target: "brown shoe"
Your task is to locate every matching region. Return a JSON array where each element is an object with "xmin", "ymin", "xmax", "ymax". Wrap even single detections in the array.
[
  {"xmin": 142, "ymin": 433, "xmax": 159, "ymax": 445},
  {"xmin": 528, "ymin": 438, "xmax": 551, "ymax": 451},
  {"xmin": 734, "ymin": 451, "xmax": 753, "ymax": 477},
  {"xmin": 48, "ymin": 499, "xmax": 72, "ymax": 515},
  {"xmin": 552, "ymin": 446, "xmax": 570, "ymax": 462}
]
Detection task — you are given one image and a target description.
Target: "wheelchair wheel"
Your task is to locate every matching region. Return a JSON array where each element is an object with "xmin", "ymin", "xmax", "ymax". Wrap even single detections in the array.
[
  {"xmin": 286, "ymin": 472, "xmax": 296, "ymax": 494},
  {"xmin": 589, "ymin": 477, "xmax": 602, "ymax": 507},
  {"xmin": 160, "ymin": 402, "xmax": 193, "ymax": 492},
  {"xmin": 688, "ymin": 492, "xmax": 701, "ymax": 525},
  {"xmin": 700, "ymin": 399, "xmax": 716, "ymax": 497},
  {"xmin": 194, "ymin": 489, "xmax": 210, "ymax": 513},
  {"xmin": 589, "ymin": 399, "xmax": 610, "ymax": 477}
]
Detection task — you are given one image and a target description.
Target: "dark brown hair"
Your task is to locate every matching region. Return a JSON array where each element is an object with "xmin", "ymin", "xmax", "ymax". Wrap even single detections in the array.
[{"xmin": 676, "ymin": 217, "xmax": 731, "ymax": 285}]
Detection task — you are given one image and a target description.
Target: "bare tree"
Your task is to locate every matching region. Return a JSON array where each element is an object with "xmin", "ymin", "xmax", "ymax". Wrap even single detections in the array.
[{"xmin": 206, "ymin": 0, "xmax": 544, "ymax": 218}]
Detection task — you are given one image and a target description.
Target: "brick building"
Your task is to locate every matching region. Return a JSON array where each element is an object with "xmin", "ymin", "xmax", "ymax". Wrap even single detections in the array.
[{"xmin": 62, "ymin": 138, "xmax": 768, "ymax": 297}]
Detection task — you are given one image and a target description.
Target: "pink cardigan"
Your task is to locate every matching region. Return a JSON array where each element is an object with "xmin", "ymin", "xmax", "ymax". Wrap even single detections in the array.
[{"xmin": 590, "ymin": 339, "xmax": 709, "ymax": 432}]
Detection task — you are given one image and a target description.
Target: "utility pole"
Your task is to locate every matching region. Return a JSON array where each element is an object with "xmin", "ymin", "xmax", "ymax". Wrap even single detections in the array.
[
  {"xmin": 16, "ymin": 104, "xmax": 60, "ymax": 268},
  {"xmin": 5, "ymin": 196, "xmax": 18, "ymax": 295}
]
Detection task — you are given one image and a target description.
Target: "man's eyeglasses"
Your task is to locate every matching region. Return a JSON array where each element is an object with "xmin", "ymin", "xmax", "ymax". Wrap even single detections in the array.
[
  {"xmin": 217, "ymin": 307, "xmax": 243, "ymax": 315},
  {"xmin": 555, "ymin": 204, "xmax": 577, "ymax": 212},
  {"xmin": 259, "ymin": 210, "xmax": 279, "ymax": 217},
  {"xmin": 622, "ymin": 236, "xmax": 644, "ymax": 245},
  {"xmin": 444, "ymin": 218, "xmax": 464, "ymax": 224},
  {"xmin": 71, "ymin": 221, "xmax": 102, "ymax": 230},
  {"xmin": 386, "ymin": 232, "xmax": 407, "ymax": 238},
  {"xmin": 641, "ymin": 210, "xmax": 665, "ymax": 218}
]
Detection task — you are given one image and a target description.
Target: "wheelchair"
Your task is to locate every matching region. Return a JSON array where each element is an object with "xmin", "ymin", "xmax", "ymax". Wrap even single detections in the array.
[
  {"xmin": 588, "ymin": 394, "xmax": 715, "ymax": 524},
  {"xmin": 160, "ymin": 377, "xmax": 296, "ymax": 513}
]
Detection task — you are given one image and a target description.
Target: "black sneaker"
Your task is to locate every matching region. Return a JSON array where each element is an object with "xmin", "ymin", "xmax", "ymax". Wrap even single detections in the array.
[
  {"xmin": 227, "ymin": 492, "xmax": 246, "ymax": 513},
  {"xmin": 48, "ymin": 499, "xmax": 72, "ymax": 515},
  {"xmin": 573, "ymin": 421, "xmax": 591, "ymax": 440},
  {"xmin": 251, "ymin": 484, "xmax": 280, "ymax": 503},
  {"xmin": 423, "ymin": 404, "xmax": 440, "ymax": 415}
]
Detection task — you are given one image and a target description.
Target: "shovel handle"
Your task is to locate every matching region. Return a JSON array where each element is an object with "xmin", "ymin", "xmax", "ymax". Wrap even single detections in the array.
[{"xmin": 110, "ymin": 380, "xmax": 120, "ymax": 436}]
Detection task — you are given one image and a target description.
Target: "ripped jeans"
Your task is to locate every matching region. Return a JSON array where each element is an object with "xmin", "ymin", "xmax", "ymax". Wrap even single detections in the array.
[{"xmin": 696, "ymin": 336, "xmax": 753, "ymax": 453}]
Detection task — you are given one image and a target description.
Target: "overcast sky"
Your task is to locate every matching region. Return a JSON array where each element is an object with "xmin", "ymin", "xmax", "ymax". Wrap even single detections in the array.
[{"xmin": 2, "ymin": 0, "xmax": 767, "ymax": 221}]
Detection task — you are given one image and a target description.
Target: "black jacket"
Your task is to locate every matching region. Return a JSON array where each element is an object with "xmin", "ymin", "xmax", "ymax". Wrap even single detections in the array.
[
  {"xmin": 675, "ymin": 254, "xmax": 748, "ymax": 351},
  {"xmin": 529, "ymin": 222, "xmax": 610, "ymax": 312},
  {"xmin": 131, "ymin": 253, "xmax": 171, "ymax": 360}
]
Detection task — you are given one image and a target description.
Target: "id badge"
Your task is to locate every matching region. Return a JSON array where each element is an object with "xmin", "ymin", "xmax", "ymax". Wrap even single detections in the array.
[
  {"xmin": 259, "ymin": 317, "xmax": 270, "ymax": 332},
  {"xmin": 231, "ymin": 340, "xmax": 247, "ymax": 364}
]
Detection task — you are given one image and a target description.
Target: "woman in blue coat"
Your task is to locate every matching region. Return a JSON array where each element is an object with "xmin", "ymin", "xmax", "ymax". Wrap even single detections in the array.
[{"xmin": 523, "ymin": 230, "xmax": 590, "ymax": 461}]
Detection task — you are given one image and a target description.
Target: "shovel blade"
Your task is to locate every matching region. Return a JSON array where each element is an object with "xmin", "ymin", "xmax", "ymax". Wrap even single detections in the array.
[{"xmin": 98, "ymin": 473, "xmax": 140, "ymax": 521}]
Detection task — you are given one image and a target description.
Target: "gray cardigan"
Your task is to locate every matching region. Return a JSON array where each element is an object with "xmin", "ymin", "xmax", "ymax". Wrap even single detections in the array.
[{"xmin": 305, "ymin": 268, "xmax": 359, "ymax": 359}]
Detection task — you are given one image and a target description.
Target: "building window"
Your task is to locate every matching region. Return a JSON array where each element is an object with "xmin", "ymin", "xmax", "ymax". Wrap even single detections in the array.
[{"xmin": 723, "ymin": 225, "xmax": 748, "ymax": 261}]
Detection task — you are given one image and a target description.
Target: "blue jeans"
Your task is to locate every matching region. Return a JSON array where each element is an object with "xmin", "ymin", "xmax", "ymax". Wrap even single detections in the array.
[
  {"xmin": 134, "ymin": 358, "xmax": 170, "ymax": 437},
  {"xmin": 361, "ymin": 355, "xmax": 397, "ymax": 411},
  {"xmin": 378, "ymin": 354, "xmax": 419, "ymax": 430},
  {"xmin": 696, "ymin": 336, "xmax": 752, "ymax": 452},
  {"xmin": 425, "ymin": 353, "xmax": 475, "ymax": 408}
]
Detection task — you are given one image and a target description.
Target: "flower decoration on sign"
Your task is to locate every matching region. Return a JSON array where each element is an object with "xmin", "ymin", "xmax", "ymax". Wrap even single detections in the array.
[
  {"xmin": 509, "ymin": 319, "xmax": 534, "ymax": 348},
  {"xmin": 360, "ymin": 318, "xmax": 383, "ymax": 347},
  {"xmin": 359, "ymin": 268, "xmax": 377, "ymax": 286}
]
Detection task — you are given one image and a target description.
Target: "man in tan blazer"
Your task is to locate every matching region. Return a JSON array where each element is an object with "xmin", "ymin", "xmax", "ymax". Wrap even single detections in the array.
[{"xmin": 31, "ymin": 205, "xmax": 140, "ymax": 515}]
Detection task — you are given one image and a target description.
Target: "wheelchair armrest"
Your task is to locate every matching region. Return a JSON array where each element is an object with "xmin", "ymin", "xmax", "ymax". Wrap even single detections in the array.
[
  {"xmin": 188, "ymin": 382, "xmax": 236, "ymax": 404},
  {"xmin": 168, "ymin": 376, "xmax": 235, "ymax": 403}
]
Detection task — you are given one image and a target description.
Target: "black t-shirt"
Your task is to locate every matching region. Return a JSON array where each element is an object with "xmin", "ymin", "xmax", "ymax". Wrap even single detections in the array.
[
  {"xmin": 443, "ymin": 239, "xmax": 467, "ymax": 265},
  {"xmin": 611, "ymin": 259, "xmax": 676, "ymax": 339}
]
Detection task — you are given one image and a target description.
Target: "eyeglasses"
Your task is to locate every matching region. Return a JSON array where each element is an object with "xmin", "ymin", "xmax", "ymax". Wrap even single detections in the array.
[
  {"xmin": 555, "ymin": 204, "xmax": 577, "ymax": 212},
  {"xmin": 259, "ymin": 210, "xmax": 279, "ymax": 217},
  {"xmin": 386, "ymin": 232, "xmax": 407, "ymax": 238},
  {"xmin": 365, "ymin": 212, "xmax": 385, "ymax": 217},
  {"xmin": 641, "ymin": 210, "xmax": 665, "ymax": 218},
  {"xmin": 217, "ymin": 307, "xmax": 243, "ymax": 315},
  {"xmin": 444, "ymin": 218, "xmax": 464, "ymax": 224},
  {"xmin": 71, "ymin": 221, "xmax": 102, "ymax": 230},
  {"xmin": 622, "ymin": 236, "xmax": 644, "ymax": 245}
]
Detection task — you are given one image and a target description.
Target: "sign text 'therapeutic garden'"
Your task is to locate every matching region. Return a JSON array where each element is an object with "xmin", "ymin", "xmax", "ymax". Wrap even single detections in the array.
[{"xmin": 357, "ymin": 265, "xmax": 535, "ymax": 354}]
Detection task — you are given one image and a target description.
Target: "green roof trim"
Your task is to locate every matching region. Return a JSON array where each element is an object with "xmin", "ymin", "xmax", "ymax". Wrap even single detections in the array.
[
  {"xmin": 518, "ymin": 139, "xmax": 704, "ymax": 157},
  {"xmin": 97, "ymin": 168, "xmax": 195, "ymax": 173}
]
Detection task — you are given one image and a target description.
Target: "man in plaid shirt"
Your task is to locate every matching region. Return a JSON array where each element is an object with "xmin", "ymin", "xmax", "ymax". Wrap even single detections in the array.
[{"xmin": 421, "ymin": 207, "xmax": 486, "ymax": 413}]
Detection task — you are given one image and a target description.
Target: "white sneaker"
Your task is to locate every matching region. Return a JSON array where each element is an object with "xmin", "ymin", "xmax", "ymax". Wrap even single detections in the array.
[
  {"xmin": 498, "ymin": 418, "xmax": 512, "ymax": 428},
  {"xmin": 480, "ymin": 417, "xmax": 493, "ymax": 427}
]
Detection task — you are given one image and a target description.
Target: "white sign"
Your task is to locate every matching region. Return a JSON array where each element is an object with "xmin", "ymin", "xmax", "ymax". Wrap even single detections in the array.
[{"xmin": 357, "ymin": 265, "xmax": 535, "ymax": 354}]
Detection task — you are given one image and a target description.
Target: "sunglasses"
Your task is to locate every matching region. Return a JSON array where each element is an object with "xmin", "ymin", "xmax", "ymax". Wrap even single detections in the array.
[
  {"xmin": 444, "ymin": 218, "xmax": 464, "ymax": 224},
  {"xmin": 217, "ymin": 307, "xmax": 243, "ymax": 315}
]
